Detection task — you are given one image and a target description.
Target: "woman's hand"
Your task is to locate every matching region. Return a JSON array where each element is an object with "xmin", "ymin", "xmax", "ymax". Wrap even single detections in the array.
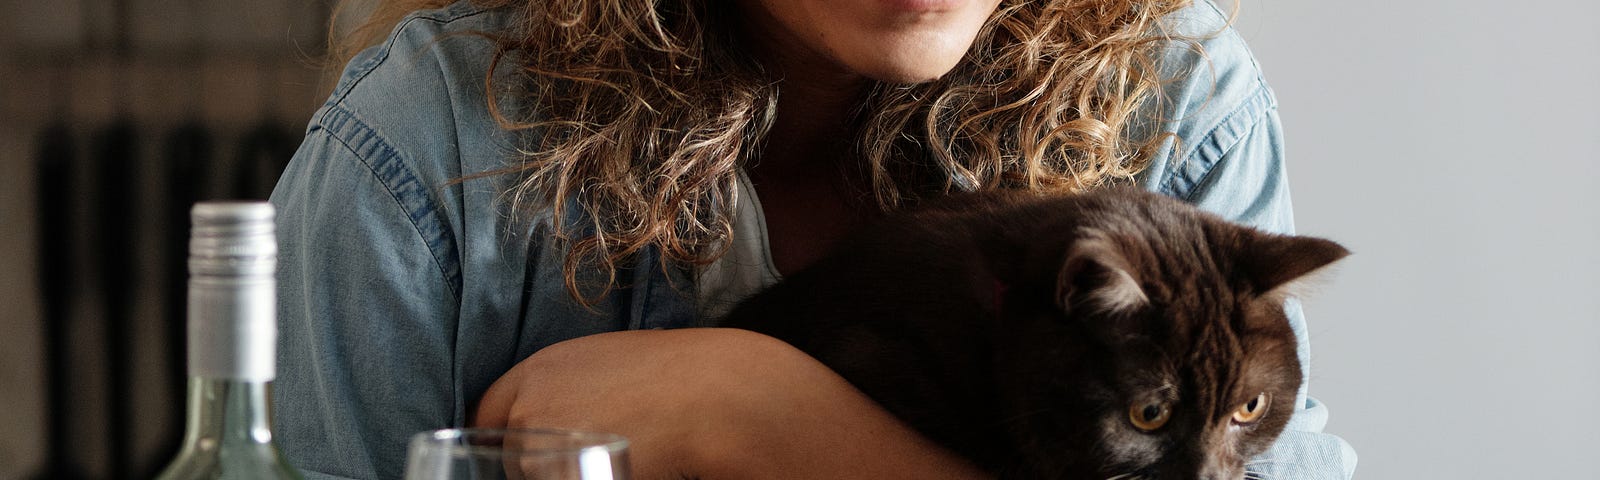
[{"xmin": 473, "ymin": 327, "xmax": 989, "ymax": 480}]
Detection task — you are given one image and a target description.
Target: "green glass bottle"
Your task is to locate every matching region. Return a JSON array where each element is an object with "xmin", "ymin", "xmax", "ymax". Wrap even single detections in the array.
[{"xmin": 155, "ymin": 202, "xmax": 302, "ymax": 480}]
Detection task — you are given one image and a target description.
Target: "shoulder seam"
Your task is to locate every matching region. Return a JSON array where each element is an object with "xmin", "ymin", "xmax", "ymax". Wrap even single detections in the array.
[
  {"xmin": 319, "ymin": 4, "xmax": 499, "ymax": 125},
  {"xmin": 1161, "ymin": 82, "xmax": 1277, "ymax": 201},
  {"xmin": 313, "ymin": 105, "xmax": 465, "ymax": 302}
]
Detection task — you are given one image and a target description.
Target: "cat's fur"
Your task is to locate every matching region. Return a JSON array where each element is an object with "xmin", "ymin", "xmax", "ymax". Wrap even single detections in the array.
[{"xmin": 720, "ymin": 188, "xmax": 1348, "ymax": 479}]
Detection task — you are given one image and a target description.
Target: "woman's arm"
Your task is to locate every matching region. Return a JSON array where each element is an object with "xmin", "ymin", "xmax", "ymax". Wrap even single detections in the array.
[
  {"xmin": 1132, "ymin": 3, "xmax": 1357, "ymax": 476},
  {"xmin": 1179, "ymin": 98, "xmax": 1359, "ymax": 480},
  {"xmin": 473, "ymin": 328, "xmax": 991, "ymax": 480},
  {"xmin": 272, "ymin": 123, "xmax": 463, "ymax": 480}
]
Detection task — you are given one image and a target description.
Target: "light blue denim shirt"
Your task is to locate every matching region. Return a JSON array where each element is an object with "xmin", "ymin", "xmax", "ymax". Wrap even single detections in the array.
[{"xmin": 270, "ymin": 2, "xmax": 1357, "ymax": 478}]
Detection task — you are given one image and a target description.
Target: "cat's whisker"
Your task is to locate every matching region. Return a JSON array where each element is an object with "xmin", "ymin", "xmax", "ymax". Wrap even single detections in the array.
[{"xmin": 1243, "ymin": 469, "xmax": 1277, "ymax": 480}]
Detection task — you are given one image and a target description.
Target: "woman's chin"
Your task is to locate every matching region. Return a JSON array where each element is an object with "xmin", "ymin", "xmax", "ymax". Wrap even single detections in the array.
[{"xmin": 846, "ymin": 49, "xmax": 968, "ymax": 85}]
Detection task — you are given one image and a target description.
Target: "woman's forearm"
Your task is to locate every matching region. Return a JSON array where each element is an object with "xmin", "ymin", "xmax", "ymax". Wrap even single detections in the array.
[{"xmin": 475, "ymin": 328, "xmax": 989, "ymax": 480}]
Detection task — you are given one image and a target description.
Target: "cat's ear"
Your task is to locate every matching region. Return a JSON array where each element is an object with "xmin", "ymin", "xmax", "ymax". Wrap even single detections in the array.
[
  {"xmin": 1241, "ymin": 233, "xmax": 1351, "ymax": 295},
  {"xmin": 1056, "ymin": 233, "xmax": 1148, "ymax": 315}
]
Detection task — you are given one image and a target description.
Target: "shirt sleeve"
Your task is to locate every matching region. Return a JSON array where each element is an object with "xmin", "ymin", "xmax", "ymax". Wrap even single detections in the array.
[
  {"xmin": 270, "ymin": 115, "xmax": 463, "ymax": 480},
  {"xmin": 1183, "ymin": 102, "xmax": 1360, "ymax": 480}
]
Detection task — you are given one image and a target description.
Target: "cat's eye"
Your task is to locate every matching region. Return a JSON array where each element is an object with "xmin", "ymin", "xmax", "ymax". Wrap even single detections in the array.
[
  {"xmin": 1127, "ymin": 401, "xmax": 1172, "ymax": 431},
  {"xmin": 1232, "ymin": 393, "xmax": 1270, "ymax": 424}
]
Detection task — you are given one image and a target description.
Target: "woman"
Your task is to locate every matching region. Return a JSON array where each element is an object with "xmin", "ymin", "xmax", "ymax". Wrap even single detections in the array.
[{"xmin": 271, "ymin": 0, "xmax": 1357, "ymax": 478}]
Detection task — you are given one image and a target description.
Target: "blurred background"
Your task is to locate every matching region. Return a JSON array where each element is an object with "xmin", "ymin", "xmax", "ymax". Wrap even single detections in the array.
[
  {"xmin": 0, "ymin": 0, "xmax": 345, "ymax": 478},
  {"xmin": 0, "ymin": 0, "xmax": 1595, "ymax": 479}
]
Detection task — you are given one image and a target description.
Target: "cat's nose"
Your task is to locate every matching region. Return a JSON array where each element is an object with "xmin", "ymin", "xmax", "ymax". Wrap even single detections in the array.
[
  {"xmin": 1172, "ymin": 453, "xmax": 1237, "ymax": 480},
  {"xmin": 1190, "ymin": 471, "xmax": 1234, "ymax": 480}
]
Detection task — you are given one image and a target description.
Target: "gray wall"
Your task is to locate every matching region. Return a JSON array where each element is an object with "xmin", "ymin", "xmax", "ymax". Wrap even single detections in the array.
[{"xmin": 1235, "ymin": 0, "xmax": 1600, "ymax": 478}]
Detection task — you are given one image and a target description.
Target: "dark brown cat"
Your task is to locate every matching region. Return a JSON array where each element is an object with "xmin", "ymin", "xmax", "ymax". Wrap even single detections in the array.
[{"xmin": 720, "ymin": 188, "xmax": 1348, "ymax": 479}]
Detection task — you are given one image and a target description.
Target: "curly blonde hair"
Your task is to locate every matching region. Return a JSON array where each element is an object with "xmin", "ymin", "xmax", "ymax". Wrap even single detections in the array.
[{"xmin": 333, "ymin": 0, "xmax": 1201, "ymax": 303}]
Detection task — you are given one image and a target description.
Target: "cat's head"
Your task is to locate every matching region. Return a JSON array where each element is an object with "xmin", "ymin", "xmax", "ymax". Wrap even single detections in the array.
[{"xmin": 994, "ymin": 192, "xmax": 1349, "ymax": 479}]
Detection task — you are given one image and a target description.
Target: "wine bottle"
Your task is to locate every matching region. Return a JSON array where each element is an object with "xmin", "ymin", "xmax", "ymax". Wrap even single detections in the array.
[{"xmin": 155, "ymin": 202, "xmax": 302, "ymax": 480}]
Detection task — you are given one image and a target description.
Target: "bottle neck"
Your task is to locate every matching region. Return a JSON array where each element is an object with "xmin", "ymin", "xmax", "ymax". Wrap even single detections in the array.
[
  {"xmin": 176, "ymin": 377, "xmax": 277, "ymax": 451},
  {"xmin": 181, "ymin": 266, "xmax": 277, "ymax": 454},
  {"xmin": 187, "ymin": 274, "xmax": 275, "ymax": 380}
]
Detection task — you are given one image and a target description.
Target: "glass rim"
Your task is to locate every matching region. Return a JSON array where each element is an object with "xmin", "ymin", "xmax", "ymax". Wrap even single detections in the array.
[{"xmin": 410, "ymin": 428, "xmax": 630, "ymax": 459}]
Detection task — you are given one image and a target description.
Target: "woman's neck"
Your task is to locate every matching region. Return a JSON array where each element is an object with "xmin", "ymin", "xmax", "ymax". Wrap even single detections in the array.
[
  {"xmin": 734, "ymin": 2, "xmax": 881, "ymax": 275},
  {"xmin": 749, "ymin": 58, "xmax": 877, "ymax": 276},
  {"xmin": 761, "ymin": 72, "xmax": 862, "ymax": 176},
  {"xmin": 737, "ymin": 2, "xmax": 868, "ymax": 177}
]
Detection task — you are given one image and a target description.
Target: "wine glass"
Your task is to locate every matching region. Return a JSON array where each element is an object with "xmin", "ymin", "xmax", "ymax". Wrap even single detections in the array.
[{"xmin": 404, "ymin": 428, "xmax": 631, "ymax": 480}]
